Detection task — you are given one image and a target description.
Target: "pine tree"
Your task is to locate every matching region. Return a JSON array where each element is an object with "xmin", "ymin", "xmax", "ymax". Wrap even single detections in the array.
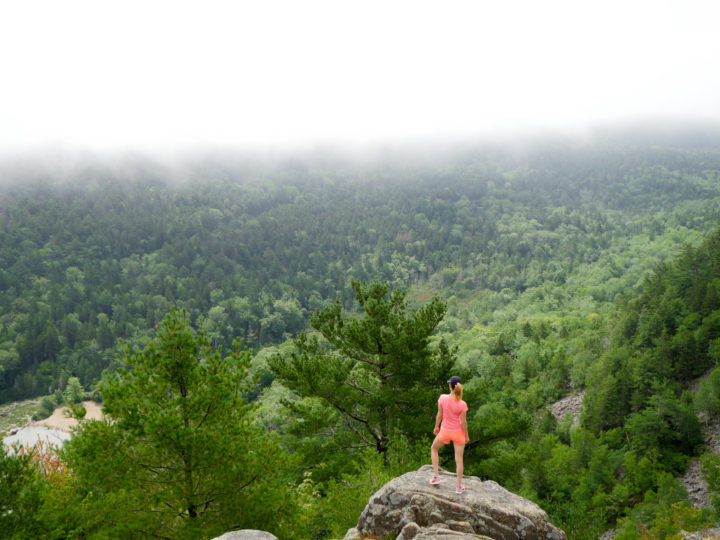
[
  {"xmin": 64, "ymin": 308, "xmax": 290, "ymax": 538},
  {"xmin": 269, "ymin": 280, "xmax": 456, "ymax": 456}
]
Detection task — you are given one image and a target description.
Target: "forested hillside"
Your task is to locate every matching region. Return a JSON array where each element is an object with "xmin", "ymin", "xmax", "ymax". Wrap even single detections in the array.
[
  {"xmin": 453, "ymin": 227, "xmax": 720, "ymax": 538},
  {"xmin": 2, "ymin": 139, "xmax": 719, "ymax": 403},
  {"xmin": 3, "ymin": 133, "xmax": 720, "ymax": 538}
]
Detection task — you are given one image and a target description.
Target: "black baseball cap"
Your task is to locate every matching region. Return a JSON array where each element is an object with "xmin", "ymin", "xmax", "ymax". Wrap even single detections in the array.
[{"xmin": 448, "ymin": 376, "xmax": 462, "ymax": 388}]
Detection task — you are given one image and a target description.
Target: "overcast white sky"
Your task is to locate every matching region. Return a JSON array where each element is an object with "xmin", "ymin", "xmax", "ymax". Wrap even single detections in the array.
[{"xmin": 1, "ymin": 0, "xmax": 719, "ymax": 152}]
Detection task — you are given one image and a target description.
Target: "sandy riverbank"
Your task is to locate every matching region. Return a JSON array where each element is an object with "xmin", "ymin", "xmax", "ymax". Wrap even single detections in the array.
[{"xmin": 31, "ymin": 400, "xmax": 104, "ymax": 432}]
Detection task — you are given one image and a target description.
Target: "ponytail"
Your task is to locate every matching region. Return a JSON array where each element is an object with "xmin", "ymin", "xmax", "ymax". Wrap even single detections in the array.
[{"xmin": 452, "ymin": 382, "xmax": 463, "ymax": 401}]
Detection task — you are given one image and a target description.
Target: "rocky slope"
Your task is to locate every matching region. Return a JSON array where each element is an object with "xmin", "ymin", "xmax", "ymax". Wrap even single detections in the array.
[
  {"xmin": 549, "ymin": 391, "xmax": 584, "ymax": 426},
  {"xmin": 683, "ymin": 418, "xmax": 720, "ymax": 509}
]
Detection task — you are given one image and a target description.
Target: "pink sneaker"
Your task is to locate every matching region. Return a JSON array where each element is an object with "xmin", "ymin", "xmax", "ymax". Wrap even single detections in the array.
[
  {"xmin": 455, "ymin": 486, "xmax": 466, "ymax": 494},
  {"xmin": 429, "ymin": 476, "xmax": 441, "ymax": 485}
]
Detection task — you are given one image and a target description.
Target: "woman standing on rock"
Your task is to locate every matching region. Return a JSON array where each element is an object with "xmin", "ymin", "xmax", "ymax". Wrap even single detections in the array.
[{"xmin": 430, "ymin": 375, "xmax": 469, "ymax": 494}]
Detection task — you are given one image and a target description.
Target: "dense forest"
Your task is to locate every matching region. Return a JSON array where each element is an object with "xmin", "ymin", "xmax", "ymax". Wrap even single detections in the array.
[{"xmin": 2, "ymin": 131, "xmax": 720, "ymax": 538}]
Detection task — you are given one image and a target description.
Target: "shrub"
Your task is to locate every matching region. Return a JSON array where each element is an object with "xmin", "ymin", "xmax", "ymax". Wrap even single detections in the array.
[{"xmin": 32, "ymin": 396, "xmax": 57, "ymax": 421}]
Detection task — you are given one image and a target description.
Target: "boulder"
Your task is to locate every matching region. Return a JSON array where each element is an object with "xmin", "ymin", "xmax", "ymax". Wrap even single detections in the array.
[
  {"xmin": 212, "ymin": 530, "xmax": 278, "ymax": 540},
  {"xmin": 351, "ymin": 465, "xmax": 566, "ymax": 540}
]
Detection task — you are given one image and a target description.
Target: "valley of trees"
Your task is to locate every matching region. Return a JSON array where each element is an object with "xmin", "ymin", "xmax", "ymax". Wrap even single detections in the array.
[{"xmin": 2, "ymin": 130, "xmax": 720, "ymax": 538}]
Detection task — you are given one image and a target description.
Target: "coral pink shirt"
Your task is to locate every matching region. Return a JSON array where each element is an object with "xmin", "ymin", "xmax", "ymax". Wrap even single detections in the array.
[{"xmin": 438, "ymin": 394, "xmax": 468, "ymax": 432}]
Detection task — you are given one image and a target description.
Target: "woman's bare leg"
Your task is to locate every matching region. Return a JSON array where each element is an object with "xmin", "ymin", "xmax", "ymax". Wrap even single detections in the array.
[
  {"xmin": 431, "ymin": 436, "xmax": 444, "ymax": 478},
  {"xmin": 453, "ymin": 443, "xmax": 465, "ymax": 488}
]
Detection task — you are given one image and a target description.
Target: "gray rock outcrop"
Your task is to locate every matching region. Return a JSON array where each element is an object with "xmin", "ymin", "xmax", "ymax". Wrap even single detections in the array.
[
  {"xmin": 349, "ymin": 465, "xmax": 566, "ymax": 540},
  {"xmin": 212, "ymin": 530, "xmax": 278, "ymax": 540},
  {"xmin": 683, "ymin": 456, "xmax": 711, "ymax": 508}
]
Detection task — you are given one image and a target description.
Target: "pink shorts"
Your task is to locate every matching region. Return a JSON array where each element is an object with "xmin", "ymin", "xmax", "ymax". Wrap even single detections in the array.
[{"xmin": 437, "ymin": 430, "xmax": 466, "ymax": 445}]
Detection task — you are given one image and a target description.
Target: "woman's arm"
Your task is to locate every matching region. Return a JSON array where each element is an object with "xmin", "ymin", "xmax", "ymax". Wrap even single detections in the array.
[
  {"xmin": 433, "ymin": 402, "xmax": 443, "ymax": 435},
  {"xmin": 461, "ymin": 410, "xmax": 469, "ymax": 443}
]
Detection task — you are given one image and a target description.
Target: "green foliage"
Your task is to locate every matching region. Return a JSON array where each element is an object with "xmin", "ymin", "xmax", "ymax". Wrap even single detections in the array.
[
  {"xmin": 293, "ymin": 439, "xmax": 426, "ymax": 540},
  {"xmin": 582, "ymin": 229, "xmax": 720, "ymax": 438},
  {"xmin": 624, "ymin": 388, "xmax": 701, "ymax": 472},
  {"xmin": 518, "ymin": 229, "xmax": 720, "ymax": 537},
  {"xmin": 65, "ymin": 402, "xmax": 86, "ymax": 422},
  {"xmin": 701, "ymin": 452, "xmax": 720, "ymax": 512},
  {"xmin": 295, "ymin": 450, "xmax": 398, "ymax": 540},
  {"xmin": 0, "ymin": 445, "xmax": 45, "ymax": 538},
  {"xmin": 32, "ymin": 395, "xmax": 57, "ymax": 420},
  {"xmin": 63, "ymin": 376, "xmax": 84, "ymax": 404},
  {"xmin": 269, "ymin": 280, "xmax": 456, "ymax": 458},
  {"xmin": 695, "ymin": 367, "xmax": 720, "ymax": 419},
  {"xmin": 615, "ymin": 474, "xmax": 714, "ymax": 539},
  {"xmin": 469, "ymin": 399, "xmax": 533, "ymax": 483},
  {"xmin": 62, "ymin": 308, "xmax": 296, "ymax": 538}
]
